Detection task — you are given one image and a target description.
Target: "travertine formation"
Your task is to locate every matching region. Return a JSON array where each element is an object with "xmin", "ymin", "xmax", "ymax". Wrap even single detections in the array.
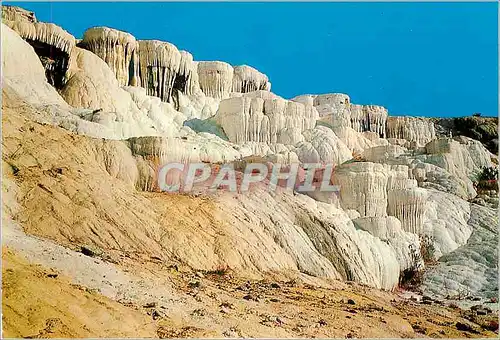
[
  {"xmin": 386, "ymin": 116, "xmax": 436, "ymax": 147},
  {"xmin": 197, "ymin": 61, "xmax": 234, "ymax": 99},
  {"xmin": 2, "ymin": 6, "xmax": 75, "ymax": 88},
  {"xmin": 232, "ymin": 65, "xmax": 271, "ymax": 93},
  {"xmin": 214, "ymin": 92, "xmax": 318, "ymax": 145},
  {"xmin": 137, "ymin": 40, "xmax": 182, "ymax": 102},
  {"xmin": 296, "ymin": 93, "xmax": 388, "ymax": 137},
  {"xmin": 79, "ymin": 27, "xmax": 139, "ymax": 87},
  {"xmin": 2, "ymin": 4, "xmax": 497, "ymax": 300}
]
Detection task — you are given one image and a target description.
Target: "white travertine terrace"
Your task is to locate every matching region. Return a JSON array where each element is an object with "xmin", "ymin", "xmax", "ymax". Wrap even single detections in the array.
[
  {"xmin": 214, "ymin": 91, "xmax": 318, "ymax": 145},
  {"xmin": 232, "ymin": 65, "xmax": 271, "ymax": 93},
  {"xmin": 353, "ymin": 216, "xmax": 423, "ymax": 273},
  {"xmin": 386, "ymin": 116, "xmax": 436, "ymax": 147},
  {"xmin": 1, "ymin": 23, "xmax": 70, "ymax": 106},
  {"xmin": 3, "ymin": 4, "xmax": 497, "ymax": 297},
  {"xmin": 138, "ymin": 40, "xmax": 182, "ymax": 102},
  {"xmin": 364, "ymin": 105, "xmax": 388, "ymax": 138},
  {"xmin": 197, "ymin": 61, "xmax": 234, "ymax": 99},
  {"xmin": 296, "ymin": 93, "xmax": 389, "ymax": 138},
  {"xmin": 334, "ymin": 162, "xmax": 427, "ymax": 234},
  {"xmin": 1, "ymin": 5, "xmax": 36, "ymax": 23},
  {"xmin": 333, "ymin": 162, "xmax": 389, "ymax": 217},
  {"xmin": 3, "ymin": 17, "xmax": 75, "ymax": 56},
  {"xmin": 296, "ymin": 126, "xmax": 352, "ymax": 164},
  {"xmin": 387, "ymin": 187, "xmax": 427, "ymax": 234},
  {"xmin": 176, "ymin": 51, "xmax": 200, "ymax": 96},
  {"xmin": 80, "ymin": 26, "xmax": 139, "ymax": 87},
  {"xmin": 2, "ymin": 6, "xmax": 75, "ymax": 89}
]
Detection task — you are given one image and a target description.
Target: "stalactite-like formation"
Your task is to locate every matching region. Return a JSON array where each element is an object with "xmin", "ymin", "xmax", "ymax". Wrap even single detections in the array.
[
  {"xmin": 364, "ymin": 105, "xmax": 388, "ymax": 138},
  {"xmin": 333, "ymin": 162, "xmax": 389, "ymax": 217},
  {"xmin": 197, "ymin": 61, "xmax": 234, "ymax": 99},
  {"xmin": 302, "ymin": 93, "xmax": 388, "ymax": 137},
  {"xmin": 386, "ymin": 116, "xmax": 436, "ymax": 147},
  {"xmin": 80, "ymin": 27, "xmax": 139, "ymax": 87},
  {"xmin": 232, "ymin": 65, "xmax": 270, "ymax": 93},
  {"xmin": 214, "ymin": 92, "xmax": 318, "ymax": 144},
  {"xmin": 387, "ymin": 187, "xmax": 427, "ymax": 234},
  {"xmin": 2, "ymin": 6, "xmax": 75, "ymax": 89},
  {"xmin": 175, "ymin": 51, "xmax": 199, "ymax": 96},
  {"xmin": 138, "ymin": 40, "xmax": 182, "ymax": 102}
]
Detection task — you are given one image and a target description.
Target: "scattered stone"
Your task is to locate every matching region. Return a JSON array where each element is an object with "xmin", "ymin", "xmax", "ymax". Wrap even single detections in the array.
[
  {"xmin": 191, "ymin": 308, "xmax": 206, "ymax": 317},
  {"xmin": 188, "ymin": 280, "xmax": 201, "ymax": 289},
  {"xmin": 237, "ymin": 281, "xmax": 251, "ymax": 291},
  {"xmin": 456, "ymin": 322, "xmax": 478, "ymax": 333},
  {"xmin": 195, "ymin": 271, "xmax": 205, "ymax": 278},
  {"xmin": 219, "ymin": 302, "xmax": 234, "ymax": 309},
  {"xmin": 270, "ymin": 282, "xmax": 281, "ymax": 289},
  {"xmin": 151, "ymin": 308, "xmax": 165, "ymax": 320},
  {"xmin": 222, "ymin": 327, "xmax": 239, "ymax": 338},
  {"xmin": 471, "ymin": 304, "xmax": 491, "ymax": 315},
  {"xmin": 80, "ymin": 245, "xmax": 102, "ymax": 258},
  {"xmin": 46, "ymin": 273, "xmax": 58, "ymax": 278},
  {"xmin": 270, "ymin": 298, "xmax": 280, "ymax": 303},
  {"xmin": 261, "ymin": 315, "xmax": 284, "ymax": 326},
  {"xmin": 243, "ymin": 294, "xmax": 258, "ymax": 302},
  {"xmin": 318, "ymin": 319, "xmax": 328, "ymax": 326},
  {"xmin": 143, "ymin": 301, "xmax": 157, "ymax": 308},
  {"xmin": 347, "ymin": 299, "xmax": 356, "ymax": 305}
]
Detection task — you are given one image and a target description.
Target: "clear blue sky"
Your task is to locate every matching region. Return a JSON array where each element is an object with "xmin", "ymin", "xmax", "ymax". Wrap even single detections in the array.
[{"xmin": 6, "ymin": 2, "xmax": 499, "ymax": 118}]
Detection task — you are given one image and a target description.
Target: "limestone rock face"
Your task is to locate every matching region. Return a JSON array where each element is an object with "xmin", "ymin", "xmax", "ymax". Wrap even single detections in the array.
[
  {"xmin": 333, "ymin": 162, "xmax": 389, "ymax": 217},
  {"xmin": 3, "ymin": 4, "xmax": 498, "ymax": 299},
  {"xmin": 296, "ymin": 126, "xmax": 352, "ymax": 164},
  {"xmin": 386, "ymin": 116, "xmax": 436, "ymax": 147},
  {"xmin": 421, "ymin": 203, "xmax": 498, "ymax": 300},
  {"xmin": 422, "ymin": 189, "xmax": 473, "ymax": 258},
  {"xmin": 334, "ymin": 162, "xmax": 427, "ymax": 234},
  {"xmin": 1, "ymin": 23, "xmax": 69, "ymax": 107},
  {"xmin": 197, "ymin": 61, "xmax": 234, "ymax": 99},
  {"xmin": 353, "ymin": 216, "xmax": 423, "ymax": 274},
  {"xmin": 80, "ymin": 27, "xmax": 139, "ymax": 87},
  {"xmin": 214, "ymin": 91, "xmax": 318, "ymax": 145},
  {"xmin": 217, "ymin": 187, "xmax": 405, "ymax": 290},
  {"xmin": 297, "ymin": 93, "xmax": 388, "ymax": 138},
  {"xmin": 387, "ymin": 186, "xmax": 427, "ymax": 234},
  {"xmin": 232, "ymin": 65, "xmax": 270, "ymax": 93},
  {"xmin": 422, "ymin": 137, "xmax": 493, "ymax": 197},
  {"xmin": 61, "ymin": 47, "xmax": 140, "ymax": 114},
  {"xmin": 2, "ymin": 7, "xmax": 75, "ymax": 89},
  {"xmin": 137, "ymin": 40, "xmax": 182, "ymax": 102}
]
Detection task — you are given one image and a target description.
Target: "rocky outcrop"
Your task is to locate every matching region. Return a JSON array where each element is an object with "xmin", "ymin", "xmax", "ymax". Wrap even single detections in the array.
[
  {"xmin": 2, "ymin": 4, "xmax": 498, "ymax": 300},
  {"xmin": 333, "ymin": 162, "xmax": 389, "ymax": 217},
  {"xmin": 295, "ymin": 126, "xmax": 352, "ymax": 164},
  {"xmin": 421, "ymin": 203, "xmax": 498, "ymax": 300},
  {"xmin": 334, "ymin": 162, "xmax": 427, "ymax": 234},
  {"xmin": 137, "ymin": 40, "xmax": 182, "ymax": 102},
  {"xmin": 1, "ymin": 23, "xmax": 70, "ymax": 107},
  {"xmin": 214, "ymin": 91, "xmax": 318, "ymax": 145},
  {"xmin": 296, "ymin": 93, "xmax": 388, "ymax": 138},
  {"xmin": 232, "ymin": 65, "xmax": 270, "ymax": 93},
  {"xmin": 433, "ymin": 116, "xmax": 498, "ymax": 154},
  {"xmin": 79, "ymin": 27, "xmax": 139, "ymax": 87},
  {"xmin": 197, "ymin": 61, "xmax": 234, "ymax": 100},
  {"xmin": 2, "ymin": 6, "xmax": 75, "ymax": 89},
  {"xmin": 386, "ymin": 116, "xmax": 436, "ymax": 147}
]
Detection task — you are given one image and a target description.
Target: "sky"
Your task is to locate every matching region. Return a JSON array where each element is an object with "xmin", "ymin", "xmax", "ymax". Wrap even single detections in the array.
[{"xmin": 6, "ymin": 1, "xmax": 499, "ymax": 118}]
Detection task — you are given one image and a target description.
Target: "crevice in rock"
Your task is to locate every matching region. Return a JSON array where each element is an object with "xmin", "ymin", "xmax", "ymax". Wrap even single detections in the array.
[{"xmin": 25, "ymin": 39, "xmax": 70, "ymax": 89}]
